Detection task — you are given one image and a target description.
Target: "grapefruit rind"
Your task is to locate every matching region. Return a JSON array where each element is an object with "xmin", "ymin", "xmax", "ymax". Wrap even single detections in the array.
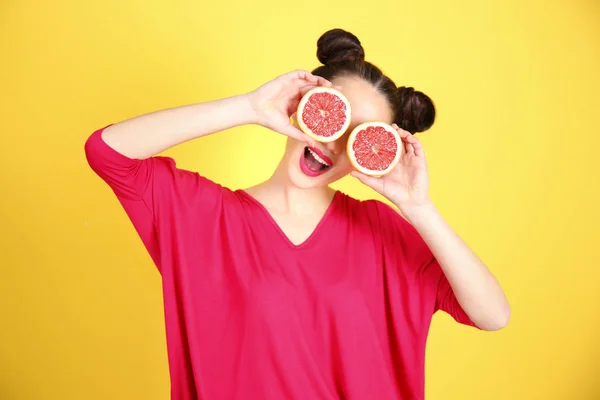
[
  {"xmin": 296, "ymin": 87, "xmax": 352, "ymax": 143},
  {"xmin": 347, "ymin": 122, "xmax": 402, "ymax": 177}
]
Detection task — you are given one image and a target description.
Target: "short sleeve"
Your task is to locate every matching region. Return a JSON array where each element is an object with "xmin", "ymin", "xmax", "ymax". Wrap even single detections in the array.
[
  {"xmin": 84, "ymin": 126, "xmax": 221, "ymax": 271},
  {"xmin": 372, "ymin": 200, "xmax": 477, "ymax": 328},
  {"xmin": 428, "ymin": 258, "xmax": 478, "ymax": 327}
]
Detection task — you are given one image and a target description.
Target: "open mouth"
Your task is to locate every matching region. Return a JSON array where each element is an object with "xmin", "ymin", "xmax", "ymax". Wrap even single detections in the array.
[{"xmin": 299, "ymin": 146, "xmax": 333, "ymax": 177}]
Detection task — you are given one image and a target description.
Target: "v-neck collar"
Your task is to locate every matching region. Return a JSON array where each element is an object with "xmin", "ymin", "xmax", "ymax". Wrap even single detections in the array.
[{"xmin": 236, "ymin": 189, "xmax": 342, "ymax": 250}]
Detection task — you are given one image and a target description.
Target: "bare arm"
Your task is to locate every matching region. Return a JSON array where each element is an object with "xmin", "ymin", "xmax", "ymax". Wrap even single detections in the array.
[
  {"xmin": 352, "ymin": 126, "xmax": 510, "ymax": 331},
  {"xmin": 102, "ymin": 95, "xmax": 256, "ymax": 159},
  {"xmin": 403, "ymin": 204, "xmax": 511, "ymax": 331},
  {"xmin": 100, "ymin": 70, "xmax": 331, "ymax": 159}
]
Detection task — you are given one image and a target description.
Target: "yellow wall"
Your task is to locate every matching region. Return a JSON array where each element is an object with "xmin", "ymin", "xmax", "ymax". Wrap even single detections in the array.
[{"xmin": 1, "ymin": 0, "xmax": 598, "ymax": 398}]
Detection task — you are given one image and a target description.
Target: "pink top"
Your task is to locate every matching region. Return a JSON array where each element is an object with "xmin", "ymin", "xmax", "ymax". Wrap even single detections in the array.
[{"xmin": 85, "ymin": 126, "xmax": 476, "ymax": 400}]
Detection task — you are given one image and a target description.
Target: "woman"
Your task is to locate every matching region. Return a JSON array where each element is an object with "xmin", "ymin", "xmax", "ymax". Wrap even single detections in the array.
[{"xmin": 85, "ymin": 29, "xmax": 509, "ymax": 400}]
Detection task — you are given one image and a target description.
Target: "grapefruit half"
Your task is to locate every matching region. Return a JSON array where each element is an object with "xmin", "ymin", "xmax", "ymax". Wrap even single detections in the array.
[
  {"xmin": 296, "ymin": 87, "xmax": 351, "ymax": 143},
  {"xmin": 347, "ymin": 122, "xmax": 402, "ymax": 177}
]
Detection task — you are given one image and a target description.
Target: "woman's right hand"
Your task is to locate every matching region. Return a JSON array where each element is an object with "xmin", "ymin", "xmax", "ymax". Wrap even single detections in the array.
[{"xmin": 247, "ymin": 70, "xmax": 333, "ymax": 145}]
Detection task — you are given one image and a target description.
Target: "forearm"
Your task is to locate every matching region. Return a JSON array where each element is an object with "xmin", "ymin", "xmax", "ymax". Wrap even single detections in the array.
[
  {"xmin": 402, "ymin": 203, "xmax": 510, "ymax": 331},
  {"xmin": 101, "ymin": 94, "xmax": 257, "ymax": 159}
]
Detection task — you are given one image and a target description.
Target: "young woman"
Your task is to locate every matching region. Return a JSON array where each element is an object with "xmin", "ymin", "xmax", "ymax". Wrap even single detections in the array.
[{"xmin": 85, "ymin": 29, "xmax": 509, "ymax": 400}]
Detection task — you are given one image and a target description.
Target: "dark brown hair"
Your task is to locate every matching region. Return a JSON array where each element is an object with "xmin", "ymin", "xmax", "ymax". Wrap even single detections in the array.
[{"xmin": 311, "ymin": 29, "xmax": 436, "ymax": 134}]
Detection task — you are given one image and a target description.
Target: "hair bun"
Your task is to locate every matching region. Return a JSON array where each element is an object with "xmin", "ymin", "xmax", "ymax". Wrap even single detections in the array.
[
  {"xmin": 396, "ymin": 86, "xmax": 436, "ymax": 133},
  {"xmin": 317, "ymin": 28, "xmax": 365, "ymax": 66}
]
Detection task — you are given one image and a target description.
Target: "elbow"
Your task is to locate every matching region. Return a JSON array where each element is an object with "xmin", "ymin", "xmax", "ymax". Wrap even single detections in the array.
[
  {"xmin": 84, "ymin": 128, "xmax": 104, "ymax": 169},
  {"xmin": 478, "ymin": 303, "xmax": 511, "ymax": 331}
]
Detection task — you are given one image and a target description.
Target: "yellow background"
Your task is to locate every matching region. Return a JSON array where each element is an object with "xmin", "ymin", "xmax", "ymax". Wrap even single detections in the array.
[{"xmin": 1, "ymin": 0, "xmax": 599, "ymax": 398}]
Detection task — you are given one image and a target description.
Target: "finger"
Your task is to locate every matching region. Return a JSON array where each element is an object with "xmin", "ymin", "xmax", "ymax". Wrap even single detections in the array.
[
  {"xmin": 290, "ymin": 78, "xmax": 312, "ymax": 91},
  {"xmin": 290, "ymin": 80, "xmax": 324, "ymax": 98},
  {"xmin": 285, "ymin": 85, "xmax": 315, "ymax": 115},
  {"xmin": 407, "ymin": 135, "xmax": 425, "ymax": 158},
  {"xmin": 299, "ymin": 84, "xmax": 319, "ymax": 97},
  {"xmin": 393, "ymin": 123, "xmax": 413, "ymax": 155},
  {"xmin": 350, "ymin": 171, "xmax": 384, "ymax": 192},
  {"xmin": 406, "ymin": 141, "xmax": 416, "ymax": 156},
  {"xmin": 281, "ymin": 124, "xmax": 316, "ymax": 147},
  {"xmin": 287, "ymin": 89, "xmax": 306, "ymax": 114},
  {"xmin": 398, "ymin": 133, "xmax": 407, "ymax": 158},
  {"xmin": 293, "ymin": 70, "xmax": 332, "ymax": 87},
  {"xmin": 285, "ymin": 69, "xmax": 312, "ymax": 80},
  {"xmin": 317, "ymin": 76, "xmax": 333, "ymax": 86},
  {"xmin": 392, "ymin": 123, "xmax": 411, "ymax": 139},
  {"xmin": 315, "ymin": 76, "xmax": 333, "ymax": 87},
  {"xmin": 402, "ymin": 135, "xmax": 415, "ymax": 156},
  {"xmin": 297, "ymin": 81, "xmax": 338, "ymax": 98},
  {"xmin": 303, "ymin": 73, "xmax": 332, "ymax": 87},
  {"xmin": 288, "ymin": 98, "xmax": 301, "ymax": 115},
  {"xmin": 291, "ymin": 83, "xmax": 331, "ymax": 112},
  {"xmin": 401, "ymin": 129, "xmax": 423, "ymax": 156}
]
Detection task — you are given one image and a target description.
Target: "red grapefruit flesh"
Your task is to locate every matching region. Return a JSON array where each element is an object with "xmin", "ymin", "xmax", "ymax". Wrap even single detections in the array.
[
  {"xmin": 347, "ymin": 122, "xmax": 402, "ymax": 177},
  {"xmin": 296, "ymin": 87, "xmax": 351, "ymax": 143}
]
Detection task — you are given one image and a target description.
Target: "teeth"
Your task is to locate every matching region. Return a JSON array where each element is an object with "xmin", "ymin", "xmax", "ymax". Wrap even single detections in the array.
[{"xmin": 308, "ymin": 148, "xmax": 331, "ymax": 167}]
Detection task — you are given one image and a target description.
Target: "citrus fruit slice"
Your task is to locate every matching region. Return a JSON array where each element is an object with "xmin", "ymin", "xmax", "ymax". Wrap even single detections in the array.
[
  {"xmin": 347, "ymin": 122, "xmax": 402, "ymax": 177},
  {"xmin": 296, "ymin": 87, "xmax": 352, "ymax": 143}
]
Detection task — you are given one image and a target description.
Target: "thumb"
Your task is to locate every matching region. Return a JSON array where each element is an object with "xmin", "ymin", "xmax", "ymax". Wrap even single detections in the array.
[
  {"xmin": 280, "ymin": 123, "xmax": 316, "ymax": 147},
  {"xmin": 351, "ymin": 171, "xmax": 383, "ymax": 192}
]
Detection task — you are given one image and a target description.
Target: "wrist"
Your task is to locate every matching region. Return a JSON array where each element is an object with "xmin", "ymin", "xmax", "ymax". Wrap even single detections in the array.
[
  {"xmin": 396, "ymin": 200, "xmax": 438, "ymax": 225},
  {"xmin": 235, "ymin": 93, "xmax": 260, "ymax": 126}
]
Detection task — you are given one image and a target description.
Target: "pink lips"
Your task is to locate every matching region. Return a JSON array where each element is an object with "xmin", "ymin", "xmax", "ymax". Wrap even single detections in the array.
[{"xmin": 299, "ymin": 146, "xmax": 334, "ymax": 177}]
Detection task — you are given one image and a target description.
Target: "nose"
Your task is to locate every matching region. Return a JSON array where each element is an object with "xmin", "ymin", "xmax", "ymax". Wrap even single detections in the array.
[{"xmin": 326, "ymin": 136, "xmax": 346, "ymax": 155}]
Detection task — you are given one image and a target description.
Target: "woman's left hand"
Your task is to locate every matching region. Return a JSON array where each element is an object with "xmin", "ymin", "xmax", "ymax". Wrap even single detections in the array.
[{"xmin": 351, "ymin": 124, "xmax": 432, "ymax": 212}]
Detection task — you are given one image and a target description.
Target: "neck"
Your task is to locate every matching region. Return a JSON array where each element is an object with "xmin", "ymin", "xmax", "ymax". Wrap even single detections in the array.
[{"xmin": 247, "ymin": 160, "xmax": 336, "ymax": 216}]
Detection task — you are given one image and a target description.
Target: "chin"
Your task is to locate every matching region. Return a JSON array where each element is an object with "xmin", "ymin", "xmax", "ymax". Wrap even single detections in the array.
[{"xmin": 285, "ymin": 142, "xmax": 350, "ymax": 189}]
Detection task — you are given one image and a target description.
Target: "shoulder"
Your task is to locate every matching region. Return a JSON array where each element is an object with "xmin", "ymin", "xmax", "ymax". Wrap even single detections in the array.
[
  {"xmin": 343, "ymin": 194, "xmax": 406, "ymax": 230},
  {"xmin": 345, "ymin": 195, "xmax": 429, "ymax": 252},
  {"xmin": 337, "ymin": 194, "xmax": 401, "ymax": 234},
  {"xmin": 151, "ymin": 155, "xmax": 231, "ymax": 195}
]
